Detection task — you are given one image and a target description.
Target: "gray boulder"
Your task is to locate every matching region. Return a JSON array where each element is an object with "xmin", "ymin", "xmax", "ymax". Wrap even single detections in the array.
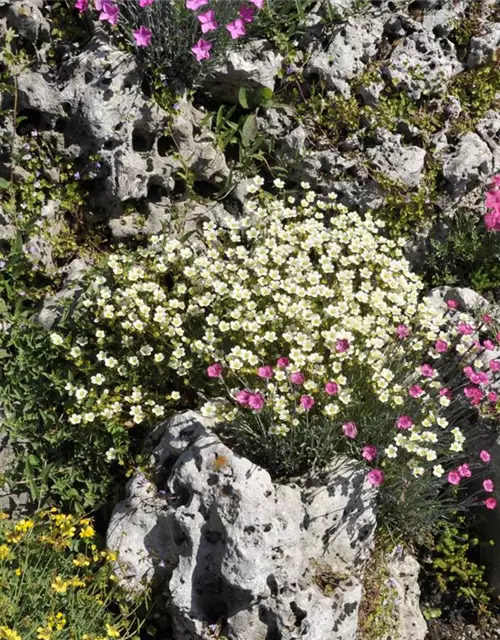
[
  {"xmin": 467, "ymin": 22, "xmax": 500, "ymax": 68},
  {"xmin": 442, "ymin": 132, "xmax": 493, "ymax": 199},
  {"xmin": 366, "ymin": 131, "xmax": 426, "ymax": 188},
  {"xmin": 5, "ymin": 0, "xmax": 50, "ymax": 45},
  {"xmin": 107, "ymin": 412, "xmax": 378, "ymax": 640}
]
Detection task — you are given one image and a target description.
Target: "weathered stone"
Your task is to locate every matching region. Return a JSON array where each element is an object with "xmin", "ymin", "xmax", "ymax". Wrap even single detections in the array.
[
  {"xmin": 442, "ymin": 132, "xmax": 493, "ymax": 199},
  {"xmin": 467, "ymin": 22, "xmax": 500, "ymax": 68},
  {"xmin": 108, "ymin": 412, "xmax": 378, "ymax": 640},
  {"xmin": 5, "ymin": 0, "xmax": 49, "ymax": 44},
  {"xmin": 366, "ymin": 131, "xmax": 426, "ymax": 188}
]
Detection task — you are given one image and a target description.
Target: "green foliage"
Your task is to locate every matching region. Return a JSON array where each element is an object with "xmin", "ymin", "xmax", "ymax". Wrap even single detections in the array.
[
  {"xmin": 422, "ymin": 212, "xmax": 500, "ymax": 296},
  {"xmin": 0, "ymin": 510, "xmax": 145, "ymax": 640},
  {"xmin": 424, "ymin": 515, "xmax": 492, "ymax": 613}
]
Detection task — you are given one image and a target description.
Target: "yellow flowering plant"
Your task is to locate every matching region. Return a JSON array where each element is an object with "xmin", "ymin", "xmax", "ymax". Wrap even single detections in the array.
[{"xmin": 0, "ymin": 509, "xmax": 144, "ymax": 640}]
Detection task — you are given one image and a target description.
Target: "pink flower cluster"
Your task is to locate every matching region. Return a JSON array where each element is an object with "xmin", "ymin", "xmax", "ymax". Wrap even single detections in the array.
[
  {"xmin": 189, "ymin": 0, "xmax": 265, "ymax": 62},
  {"xmin": 446, "ymin": 451, "xmax": 496, "ymax": 509},
  {"xmin": 74, "ymin": 1, "xmax": 154, "ymax": 47},
  {"xmin": 484, "ymin": 175, "xmax": 500, "ymax": 231}
]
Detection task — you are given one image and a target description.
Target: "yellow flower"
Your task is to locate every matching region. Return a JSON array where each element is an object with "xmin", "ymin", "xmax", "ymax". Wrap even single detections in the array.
[
  {"xmin": 0, "ymin": 627, "xmax": 22, "ymax": 640},
  {"xmin": 79, "ymin": 524, "xmax": 95, "ymax": 539},
  {"xmin": 51, "ymin": 576, "xmax": 68, "ymax": 594},
  {"xmin": 14, "ymin": 568, "xmax": 21, "ymax": 577},
  {"xmin": 0, "ymin": 512, "xmax": 9, "ymax": 520},
  {"xmin": 0, "ymin": 544, "xmax": 10, "ymax": 560},
  {"xmin": 106, "ymin": 624, "xmax": 120, "ymax": 638},
  {"xmin": 36, "ymin": 626, "xmax": 52, "ymax": 640},
  {"xmin": 72, "ymin": 554, "xmax": 91, "ymax": 568}
]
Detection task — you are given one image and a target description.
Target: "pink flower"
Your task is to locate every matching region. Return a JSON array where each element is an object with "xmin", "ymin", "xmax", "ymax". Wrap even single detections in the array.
[
  {"xmin": 290, "ymin": 371, "xmax": 305, "ymax": 385},
  {"xmin": 75, "ymin": 0, "xmax": 89, "ymax": 11},
  {"xmin": 235, "ymin": 390, "xmax": 250, "ymax": 406},
  {"xmin": 485, "ymin": 497, "xmax": 497, "ymax": 509},
  {"xmin": 409, "ymin": 385, "xmax": 423, "ymax": 398},
  {"xmin": 94, "ymin": 0, "xmax": 104, "ymax": 9},
  {"xmin": 483, "ymin": 339, "xmax": 495, "ymax": 351},
  {"xmin": 362, "ymin": 445, "xmax": 377, "ymax": 462},
  {"xmin": 207, "ymin": 363, "xmax": 223, "ymax": 378},
  {"xmin": 139, "ymin": 0, "xmax": 155, "ymax": 5},
  {"xmin": 186, "ymin": 0, "xmax": 208, "ymax": 9},
  {"xmin": 343, "ymin": 421, "xmax": 358, "ymax": 439},
  {"xmin": 480, "ymin": 450, "xmax": 491, "ymax": 463},
  {"xmin": 325, "ymin": 381, "xmax": 339, "ymax": 396},
  {"xmin": 482, "ymin": 314, "xmax": 493, "ymax": 324},
  {"xmin": 99, "ymin": 1, "xmax": 119, "ymax": 25},
  {"xmin": 439, "ymin": 387, "xmax": 453, "ymax": 400},
  {"xmin": 496, "ymin": 332, "xmax": 500, "ymax": 344},
  {"xmin": 249, "ymin": 0, "xmax": 264, "ymax": 7},
  {"xmin": 457, "ymin": 323, "xmax": 474, "ymax": 335},
  {"xmin": 248, "ymin": 393, "xmax": 265, "ymax": 411},
  {"xmin": 483, "ymin": 479, "xmax": 495, "ymax": 492},
  {"xmin": 300, "ymin": 395, "xmax": 315, "ymax": 411},
  {"xmin": 421, "ymin": 364, "xmax": 435, "ymax": 378},
  {"xmin": 276, "ymin": 356, "xmax": 290, "ymax": 369},
  {"xmin": 133, "ymin": 26, "xmax": 152, "ymax": 47},
  {"xmin": 446, "ymin": 299, "xmax": 458, "ymax": 309},
  {"xmin": 464, "ymin": 366, "xmax": 489, "ymax": 385},
  {"xmin": 239, "ymin": 4, "xmax": 255, "ymax": 21},
  {"xmin": 489, "ymin": 391, "xmax": 498, "ymax": 403},
  {"xmin": 458, "ymin": 463, "xmax": 471, "ymax": 478},
  {"xmin": 464, "ymin": 385, "xmax": 484, "ymax": 406},
  {"xmin": 257, "ymin": 365, "xmax": 274, "ymax": 379},
  {"xmin": 191, "ymin": 38, "xmax": 212, "ymax": 62},
  {"xmin": 226, "ymin": 18, "xmax": 246, "ymax": 39},
  {"xmin": 396, "ymin": 324, "xmax": 410, "ymax": 339},
  {"xmin": 397, "ymin": 415, "xmax": 413, "ymax": 430},
  {"xmin": 198, "ymin": 9, "xmax": 218, "ymax": 33},
  {"xmin": 367, "ymin": 469, "xmax": 384, "ymax": 487},
  {"xmin": 490, "ymin": 360, "xmax": 500, "ymax": 372},
  {"xmin": 335, "ymin": 338, "xmax": 350, "ymax": 352},
  {"xmin": 435, "ymin": 339, "xmax": 448, "ymax": 353},
  {"xmin": 447, "ymin": 471, "xmax": 461, "ymax": 485},
  {"xmin": 486, "ymin": 210, "xmax": 500, "ymax": 231}
]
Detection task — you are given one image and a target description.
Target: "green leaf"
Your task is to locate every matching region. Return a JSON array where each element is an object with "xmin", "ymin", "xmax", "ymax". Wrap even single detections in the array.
[
  {"xmin": 238, "ymin": 87, "xmax": 249, "ymax": 110},
  {"xmin": 240, "ymin": 114, "xmax": 258, "ymax": 148},
  {"xmin": 0, "ymin": 178, "xmax": 10, "ymax": 190}
]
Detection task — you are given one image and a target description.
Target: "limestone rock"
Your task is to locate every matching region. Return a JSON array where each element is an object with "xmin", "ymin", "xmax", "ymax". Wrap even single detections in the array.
[
  {"xmin": 443, "ymin": 132, "xmax": 493, "ymax": 199},
  {"xmin": 366, "ymin": 131, "xmax": 426, "ymax": 188},
  {"xmin": 107, "ymin": 412, "xmax": 378, "ymax": 640}
]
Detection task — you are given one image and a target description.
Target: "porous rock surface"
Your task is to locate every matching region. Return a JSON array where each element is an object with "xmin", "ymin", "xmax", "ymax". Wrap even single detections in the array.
[{"xmin": 107, "ymin": 411, "xmax": 378, "ymax": 640}]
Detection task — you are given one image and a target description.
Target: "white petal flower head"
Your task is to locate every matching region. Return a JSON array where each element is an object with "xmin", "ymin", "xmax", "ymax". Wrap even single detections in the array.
[
  {"xmin": 91, "ymin": 373, "xmax": 105, "ymax": 386},
  {"xmin": 50, "ymin": 334, "xmax": 64, "ymax": 346}
]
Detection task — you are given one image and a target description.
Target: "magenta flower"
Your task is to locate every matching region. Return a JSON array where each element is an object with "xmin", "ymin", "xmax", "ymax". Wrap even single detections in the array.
[
  {"xmin": 186, "ymin": 0, "xmax": 208, "ymax": 9},
  {"xmin": 483, "ymin": 339, "xmax": 495, "ymax": 350},
  {"xmin": 133, "ymin": 26, "xmax": 152, "ymax": 47},
  {"xmin": 235, "ymin": 390, "xmax": 250, "ymax": 406},
  {"xmin": 207, "ymin": 363, "xmax": 223, "ymax": 378},
  {"xmin": 325, "ymin": 381, "xmax": 338, "ymax": 396},
  {"xmin": 397, "ymin": 415, "xmax": 413, "ymax": 430},
  {"xmin": 335, "ymin": 338, "xmax": 350, "ymax": 353},
  {"xmin": 396, "ymin": 324, "xmax": 410, "ymax": 339},
  {"xmin": 464, "ymin": 366, "xmax": 489, "ymax": 386},
  {"xmin": 226, "ymin": 18, "xmax": 246, "ymax": 39},
  {"xmin": 447, "ymin": 471, "xmax": 461, "ymax": 486},
  {"xmin": 362, "ymin": 445, "xmax": 377, "ymax": 462},
  {"xmin": 496, "ymin": 332, "xmax": 500, "ymax": 344},
  {"xmin": 409, "ymin": 385, "xmax": 423, "ymax": 398},
  {"xmin": 343, "ymin": 421, "xmax": 358, "ymax": 439},
  {"xmin": 198, "ymin": 9, "xmax": 218, "ymax": 33},
  {"xmin": 239, "ymin": 4, "xmax": 255, "ymax": 21},
  {"xmin": 139, "ymin": 0, "xmax": 155, "ymax": 5},
  {"xmin": 300, "ymin": 395, "xmax": 315, "ymax": 411},
  {"xmin": 75, "ymin": 0, "xmax": 89, "ymax": 11},
  {"xmin": 248, "ymin": 392, "xmax": 265, "ymax": 411},
  {"xmin": 446, "ymin": 298, "xmax": 458, "ymax": 309},
  {"xmin": 276, "ymin": 356, "xmax": 290, "ymax": 369},
  {"xmin": 439, "ymin": 387, "xmax": 453, "ymax": 400},
  {"xmin": 485, "ymin": 497, "xmax": 497, "ymax": 509},
  {"xmin": 435, "ymin": 339, "xmax": 448, "ymax": 353},
  {"xmin": 457, "ymin": 323, "xmax": 474, "ymax": 335},
  {"xmin": 257, "ymin": 365, "xmax": 274, "ymax": 379},
  {"xmin": 420, "ymin": 364, "xmax": 435, "ymax": 378},
  {"xmin": 248, "ymin": 0, "xmax": 264, "ymax": 7},
  {"xmin": 290, "ymin": 371, "xmax": 305, "ymax": 385},
  {"xmin": 490, "ymin": 360, "xmax": 500, "ymax": 372},
  {"xmin": 94, "ymin": 0, "xmax": 104, "ymax": 9},
  {"xmin": 482, "ymin": 314, "xmax": 493, "ymax": 324},
  {"xmin": 464, "ymin": 385, "xmax": 484, "ymax": 406},
  {"xmin": 480, "ymin": 450, "xmax": 491, "ymax": 463},
  {"xmin": 483, "ymin": 479, "xmax": 495, "ymax": 492},
  {"xmin": 191, "ymin": 38, "xmax": 212, "ymax": 62},
  {"xmin": 489, "ymin": 391, "xmax": 498, "ymax": 403},
  {"xmin": 367, "ymin": 469, "xmax": 384, "ymax": 487},
  {"xmin": 99, "ymin": 1, "xmax": 119, "ymax": 25},
  {"xmin": 458, "ymin": 463, "xmax": 471, "ymax": 478}
]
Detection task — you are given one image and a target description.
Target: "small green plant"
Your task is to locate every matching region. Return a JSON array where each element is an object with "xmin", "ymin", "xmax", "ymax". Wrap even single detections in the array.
[{"xmin": 0, "ymin": 509, "xmax": 145, "ymax": 640}]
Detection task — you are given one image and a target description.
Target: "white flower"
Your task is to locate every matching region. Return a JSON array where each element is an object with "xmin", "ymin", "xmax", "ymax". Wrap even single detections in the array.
[
  {"xmin": 91, "ymin": 373, "xmax": 105, "ymax": 386},
  {"xmin": 50, "ymin": 334, "xmax": 64, "ymax": 346},
  {"xmin": 152, "ymin": 405, "xmax": 165, "ymax": 417},
  {"xmin": 273, "ymin": 178, "xmax": 285, "ymax": 189},
  {"xmin": 385, "ymin": 445, "xmax": 398, "ymax": 459},
  {"xmin": 432, "ymin": 465, "xmax": 444, "ymax": 477},
  {"xmin": 70, "ymin": 346, "xmax": 81, "ymax": 358},
  {"xmin": 83, "ymin": 412, "xmax": 95, "ymax": 423},
  {"xmin": 140, "ymin": 345, "xmax": 153, "ymax": 356},
  {"xmin": 75, "ymin": 388, "xmax": 88, "ymax": 401},
  {"xmin": 104, "ymin": 357, "xmax": 118, "ymax": 368},
  {"xmin": 69, "ymin": 414, "xmax": 82, "ymax": 425},
  {"xmin": 170, "ymin": 391, "xmax": 181, "ymax": 400},
  {"xmin": 130, "ymin": 405, "xmax": 144, "ymax": 424},
  {"xmin": 105, "ymin": 447, "xmax": 117, "ymax": 462},
  {"xmin": 96, "ymin": 329, "xmax": 105, "ymax": 339},
  {"xmin": 128, "ymin": 356, "xmax": 139, "ymax": 366},
  {"xmin": 154, "ymin": 353, "xmax": 165, "ymax": 363}
]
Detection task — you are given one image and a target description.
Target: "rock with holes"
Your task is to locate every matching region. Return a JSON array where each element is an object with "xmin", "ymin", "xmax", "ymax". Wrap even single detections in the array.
[
  {"xmin": 384, "ymin": 31, "xmax": 462, "ymax": 100},
  {"xmin": 205, "ymin": 39, "xmax": 283, "ymax": 104},
  {"xmin": 305, "ymin": 15, "xmax": 384, "ymax": 95},
  {"xmin": 107, "ymin": 411, "xmax": 377, "ymax": 640},
  {"xmin": 442, "ymin": 132, "xmax": 493, "ymax": 199},
  {"xmin": 0, "ymin": 432, "xmax": 30, "ymax": 517},
  {"xmin": 5, "ymin": 0, "xmax": 50, "ymax": 45},
  {"xmin": 366, "ymin": 131, "xmax": 426, "ymax": 188},
  {"xmin": 467, "ymin": 21, "xmax": 500, "ymax": 68}
]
